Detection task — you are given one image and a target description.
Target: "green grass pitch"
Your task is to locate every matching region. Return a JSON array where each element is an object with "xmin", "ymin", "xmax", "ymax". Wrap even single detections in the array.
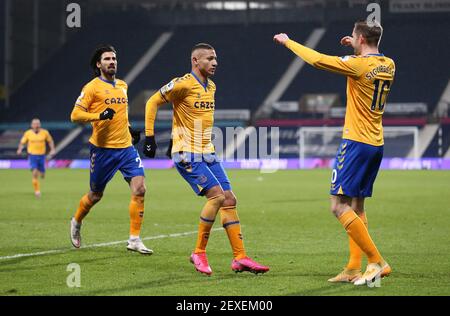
[{"xmin": 0, "ymin": 168, "xmax": 449, "ymax": 296}]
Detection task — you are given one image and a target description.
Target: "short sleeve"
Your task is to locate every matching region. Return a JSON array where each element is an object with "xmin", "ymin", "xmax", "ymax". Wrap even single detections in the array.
[
  {"xmin": 45, "ymin": 130, "xmax": 53, "ymax": 143},
  {"xmin": 159, "ymin": 78, "xmax": 187, "ymax": 103},
  {"xmin": 75, "ymin": 83, "xmax": 95, "ymax": 111},
  {"xmin": 20, "ymin": 132, "xmax": 28, "ymax": 144}
]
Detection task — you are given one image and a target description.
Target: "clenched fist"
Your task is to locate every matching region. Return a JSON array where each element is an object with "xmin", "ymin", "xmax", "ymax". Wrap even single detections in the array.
[{"xmin": 273, "ymin": 33, "xmax": 290, "ymax": 46}]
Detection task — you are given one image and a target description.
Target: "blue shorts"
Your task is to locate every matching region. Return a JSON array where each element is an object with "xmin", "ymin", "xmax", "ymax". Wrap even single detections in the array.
[
  {"xmin": 89, "ymin": 144, "xmax": 145, "ymax": 193},
  {"xmin": 330, "ymin": 139, "xmax": 383, "ymax": 198},
  {"xmin": 29, "ymin": 154, "xmax": 46, "ymax": 173},
  {"xmin": 173, "ymin": 152, "xmax": 231, "ymax": 196}
]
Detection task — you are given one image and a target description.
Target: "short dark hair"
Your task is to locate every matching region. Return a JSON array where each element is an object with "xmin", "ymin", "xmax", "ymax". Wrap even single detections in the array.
[
  {"xmin": 354, "ymin": 20, "xmax": 383, "ymax": 47},
  {"xmin": 90, "ymin": 44, "xmax": 116, "ymax": 77},
  {"xmin": 191, "ymin": 43, "xmax": 215, "ymax": 54}
]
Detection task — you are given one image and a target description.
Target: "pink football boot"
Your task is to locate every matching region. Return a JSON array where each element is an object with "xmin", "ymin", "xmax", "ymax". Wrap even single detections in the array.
[
  {"xmin": 190, "ymin": 253, "xmax": 213, "ymax": 276},
  {"xmin": 231, "ymin": 257, "xmax": 270, "ymax": 274}
]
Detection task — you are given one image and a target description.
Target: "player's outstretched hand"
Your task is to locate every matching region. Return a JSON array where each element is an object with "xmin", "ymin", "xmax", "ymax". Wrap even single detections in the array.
[
  {"xmin": 143, "ymin": 136, "xmax": 157, "ymax": 158},
  {"xmin": 129, "ymin": 126, "xmax": 141, "ymax": 145},
  {"xmin": 99, "ymin": 108, "xmax": 116, "ymax": 120},
  {"xmin": 340, "ymin": 36, "xmax": 353, "ymax": 47},
  {"xmin": 166, "ymin": 139, "xmax": 173, "ymax": 159},
  {"xmin": 273, "ymin": 33, "xmax": 290, "ymax": 46}
]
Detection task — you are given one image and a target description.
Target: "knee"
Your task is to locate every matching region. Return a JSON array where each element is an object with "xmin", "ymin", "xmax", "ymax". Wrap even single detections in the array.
[
  {"xmin": 353, "ymin": 208, "xmax": 364, "ymax": 216},
  {"xmin": 222, "ymin": 195, "xmax": 237, "ymax": 208},
  {"xmin": 211, "ymin": 194, "xmax": 226, "ymax": 207},
  {"xmin": 132, "ymin": 184, "xmax": 146, "ymax": 197},
  {"xmin": 330, "ymin": 200, "xmax": 344, "ymax": 218},
  {"xmin": 88, "ymin": 191, "xmax": 103, "ymax": 204}
]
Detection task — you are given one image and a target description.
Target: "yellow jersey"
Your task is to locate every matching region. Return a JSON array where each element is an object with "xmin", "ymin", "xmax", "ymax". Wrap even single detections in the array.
[
  {"xmin": 72, "ymin": 77, "xmax": 132, "ymax": 148},
  {"xmin": 20, "ymin": 129, "xmax": 53, "ymax": 155},
  {"xmin": 286, "ymin": 39, "xmax": 395, "ymax": 146},
  {"xmin": 146, "ymin": 72, "xmax": 216, "ymax": 153}
]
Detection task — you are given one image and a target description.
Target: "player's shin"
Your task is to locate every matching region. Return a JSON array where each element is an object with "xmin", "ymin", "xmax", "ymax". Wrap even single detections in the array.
[
  {"xmin": 129, "ymin": 195, "xmax": 145, "ymax": 238},
  {"xmin": 220, "ymin": 206, "xmax": 246, "ymax": 260},
  {"xmin": 194, "ymin": 195, "xmax": 224, "ymax": 253},
  {"xmin": 347, "ymin": 212, "xmax": 368, "ymax": 270},
  {"xmin": 74, "ymin": 194, "xmax": 95, "ymax": 223},
  {"xmin": 32, "ymin": 178, "xmax": 40, "ymax": 194},
  {"xmin": 339, "ymin": 210, "xmax": 382, "ymax": 264}
]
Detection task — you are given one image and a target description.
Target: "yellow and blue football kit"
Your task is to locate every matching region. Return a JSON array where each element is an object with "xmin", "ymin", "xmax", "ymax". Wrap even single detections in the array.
[
  {"xmin": 72, "ymin": 77, "xmax": 132, "ymax": 148},
  {"xmin": 20, "ymin": 129, "xmax": 53, "ymax": 155},
  {"xmin": 145, "ymin": 72, "xmax": 231, "ymax": 195},
  {"xmin": 285, "ymin": 39, "xmax": 395, "ymax": 197},
  {"xmin": 146, "ymin": 72, "xmax": 216, "ymax": 154},
  {"xmin": 145, "ymin": 72, "xmax": 270, "ymax": 271},
  {"xmin": 71, "ymin": 77, "xmax": 144, "ymax": 192},
  {"xmin": 285, "ymin": 38, "xmax": 392, "ymax": 278},
  {"xmin": 20, "ymin": 129, "xmax": 53, "ymax": 173},
  {"xmin": 145, "ymin": 69, "xmax": 272, "ymax": 270},
  {"xmin": 70, "ymin": 76, "xmax": 148, "ymax": 247}
]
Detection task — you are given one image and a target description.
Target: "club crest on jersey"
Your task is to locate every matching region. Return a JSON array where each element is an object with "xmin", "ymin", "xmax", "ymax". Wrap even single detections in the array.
[{"xmin": 340, "ymin": 56, "xmax": 351, "ymax": 62}]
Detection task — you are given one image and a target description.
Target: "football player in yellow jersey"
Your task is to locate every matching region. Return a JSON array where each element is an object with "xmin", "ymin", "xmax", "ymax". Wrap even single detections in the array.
[
  {"xmin": 144, "ymin": 43, "xmax": 269, "ymax": 276},
  {"xmin": 17, "ymin": 118, "xmax": 56, "ymax": 198},
  {"xmin": 274, "ymin": 20, "xmax": 394, "ymax": 285},
  {"xmin": 69, "ymin": 44, "xmax": 152, "ymax": 254}
]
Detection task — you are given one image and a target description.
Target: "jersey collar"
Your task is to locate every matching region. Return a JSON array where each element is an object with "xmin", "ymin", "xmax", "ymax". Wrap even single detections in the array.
[
  {"xmin": 365, "ymin": 53, "xmax": 384, "ymax": 57},
  {"xmin": 98, "ymin": 76, "xmax": 116, "ymax": 87},
  {"xmin": 191, "ymin": 71, "xmax": 208, "ymax": 91}
]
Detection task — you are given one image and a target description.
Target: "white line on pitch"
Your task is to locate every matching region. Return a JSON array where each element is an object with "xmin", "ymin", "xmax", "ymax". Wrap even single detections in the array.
[{"xmin": 0, "ymin": 228, "xmax": 223, "ymax": 261}]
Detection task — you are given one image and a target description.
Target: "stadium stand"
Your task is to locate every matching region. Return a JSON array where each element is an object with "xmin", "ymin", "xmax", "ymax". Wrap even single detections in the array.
[
  {"xmin": 0, "ymin": 125, "xmax": 69, "ymax": 159},
  {"xmin": 423, "ymin": 121, "xmax": 450, "ymax": 158},
  {"xmin": 6, "ymin": 11, "xmax": 166, "ymax": 123},
  {"xmin": 1, "ymin": 6, "xmax": 449, "ymax": 160},
  {"xmin": 280, "ymin": 17, "xmax": 450, "ymax": 117},
  {"xmin": 129, "ymin": 22, "xmax": 319, "ymax": 113}
]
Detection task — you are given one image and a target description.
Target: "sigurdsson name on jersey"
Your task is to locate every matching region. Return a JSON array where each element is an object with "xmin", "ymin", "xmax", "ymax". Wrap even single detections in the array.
[{"xmin": 365, "ymin": 65, "xmax": 395, "ymax": 80}]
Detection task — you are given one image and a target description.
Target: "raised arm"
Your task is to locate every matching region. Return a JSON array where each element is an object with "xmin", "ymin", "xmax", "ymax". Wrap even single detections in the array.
[{"xmin": 274, "ymin": 33, "xmax": 363, "ymax": 78}]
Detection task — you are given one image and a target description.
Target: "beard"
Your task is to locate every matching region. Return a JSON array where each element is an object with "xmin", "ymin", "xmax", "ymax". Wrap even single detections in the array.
[
  {"xmin": 101, "ymin": 65, "xmax": 116, "ymax": 76},
  {"xmin": 106, "ymin": 68, "xmax": 116, "ymax": 75}
]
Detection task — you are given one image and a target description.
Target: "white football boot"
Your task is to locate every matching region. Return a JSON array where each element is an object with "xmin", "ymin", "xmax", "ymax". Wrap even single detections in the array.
[
  {"xmin": 354, "ymin": 263, "xmax": 382, "ymax": 286},
  {"xmin": 127, "ymin": 237, "xmax": 153, "ymax": 255},
  {"xmin": 70, "ymin": 217, "xmax": 82, "ymax": 248}
]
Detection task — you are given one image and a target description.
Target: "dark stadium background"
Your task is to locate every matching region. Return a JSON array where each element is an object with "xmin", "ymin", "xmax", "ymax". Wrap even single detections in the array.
[{"xmin": 0, "ymin": 0, "xmax": 449, "ymax": 167}]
